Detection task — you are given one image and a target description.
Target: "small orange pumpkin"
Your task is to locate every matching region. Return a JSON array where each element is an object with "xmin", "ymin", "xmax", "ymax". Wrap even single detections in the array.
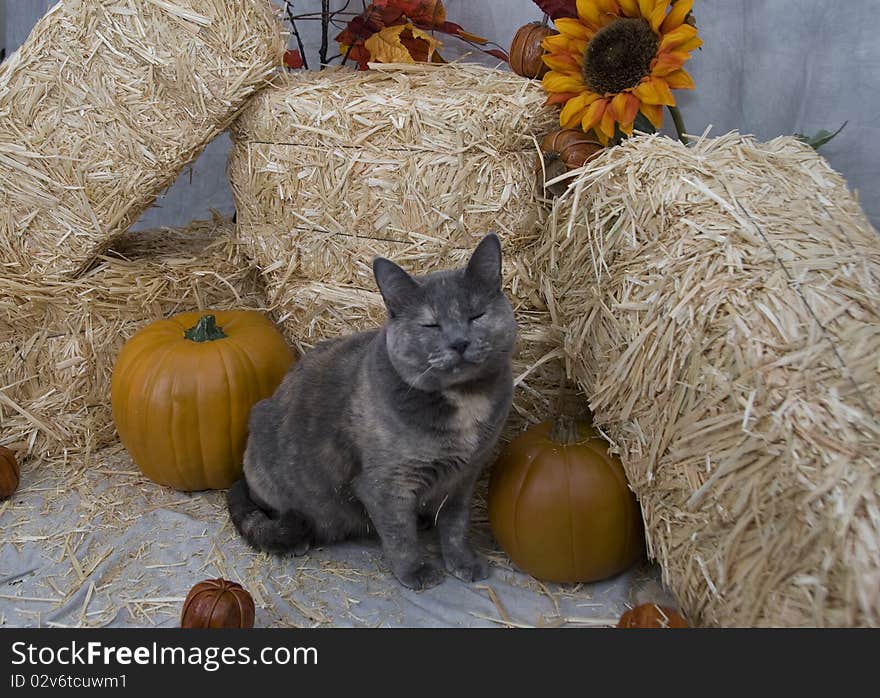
[
  {"xmin": 541, "ymin": 129, "xmax": 605, "ymax": 171},
  {"xmin": 0, "ymin": 446, "xmax": 20, "ymax": 500},
  {"xmin": 509, "ymin": 22, "xmax": 556, "ymax": 79},
  {"xmin": 488, "ymin": 418, "xmax": 644, "ymax": 583},
  {"xmin": 111, "ymin": 311, "xmax": 294, "ymax": 491},
  {"xmin": 181, "ymin": 578, "xmax": 255, "ymax": 629},
  {"xmin": 618, "ymin": 603, "xmax": 690, "ymax": 628}
]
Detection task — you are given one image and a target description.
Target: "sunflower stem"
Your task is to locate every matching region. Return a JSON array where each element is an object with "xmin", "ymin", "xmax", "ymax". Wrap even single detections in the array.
[
  {"xmin": 540, "ymin": 13, "xmax": 549, "ymax": 27},
  {"xmin": 668, "ymin": 105, "xmax": 689, "ymax": 145}
]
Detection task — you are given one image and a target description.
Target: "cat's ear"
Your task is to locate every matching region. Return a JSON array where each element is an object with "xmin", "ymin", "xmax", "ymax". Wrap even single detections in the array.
[
  {"xmin": 465, "ymin": 233, "xmax": 502, "ymax": 294},
  {"xmin": 373, "ymin": 257, "xmax": 421, "ymax": 318}
]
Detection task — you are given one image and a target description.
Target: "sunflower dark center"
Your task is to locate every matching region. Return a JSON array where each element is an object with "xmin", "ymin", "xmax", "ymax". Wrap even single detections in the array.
[{"xmin": 582, "ymin": 17, "xmax": 658, "ymax": 95}]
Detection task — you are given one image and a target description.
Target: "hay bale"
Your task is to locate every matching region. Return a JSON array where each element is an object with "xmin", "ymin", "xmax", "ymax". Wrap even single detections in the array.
[
  {"xmin": 0, "ymin": 0, "xmax": 283, "ymax": 279},
  {"xmin": 0, "ymin": 217, "xmax": 266, "ymax": 458},
  {"xmin": 536, "ymin": 131, "xmax": 880, "ymax": 626},
  {"xmin": 228, "ymin": 63, "xmax": 556, "ymax": 277}
]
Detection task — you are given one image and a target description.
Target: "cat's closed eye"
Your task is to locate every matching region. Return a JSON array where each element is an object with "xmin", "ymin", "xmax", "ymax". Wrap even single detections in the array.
[
  {"xmin": 469, "ymin": 313, "xmax": 485, "ymax": 323},
  {"xmin": 421, "ymin": 322, "xmax": 440, "ymax": 329}
]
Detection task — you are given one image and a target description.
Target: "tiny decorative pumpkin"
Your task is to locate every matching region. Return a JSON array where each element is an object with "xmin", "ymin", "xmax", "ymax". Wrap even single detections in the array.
[
  {"xmin": 618, "ymin": 603, "xmax": 690, "ymax": 628},
  {"xmin": 540, "ymin": 129, "xmax": 605, "ymax": 171},
  {"xmin": 488, "ymin": 418, "xmax": 644, "ymax": 583},
  {"xmin": 0, "ymin": 446, "xmax": 20, "ymax": 500},
  {"xmin": 181, "ymin": 578, "xmax": 255, "ymax": 629},
  {"xmin": 509, "ymin": 22, "xmax": 556, "ymax": 79},
  {"xmin": 111, "ymin": 311, "xmax": 294, "ymax": 491}
]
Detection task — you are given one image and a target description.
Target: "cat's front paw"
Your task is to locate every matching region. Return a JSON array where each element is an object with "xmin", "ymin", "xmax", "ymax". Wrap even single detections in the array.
[
  {"xmin": 395, "ymin": 561, "xmax": 445, "ymax": 591},
  {"xmin": 445, "ymin": 550, "xmax": 490, "ymax": 583}
]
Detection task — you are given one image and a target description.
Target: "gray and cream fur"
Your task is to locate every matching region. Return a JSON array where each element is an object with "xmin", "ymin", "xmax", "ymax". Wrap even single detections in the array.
[{"xmin": 227, "ymin": 234, "xmax": 517, "ymax": 589}]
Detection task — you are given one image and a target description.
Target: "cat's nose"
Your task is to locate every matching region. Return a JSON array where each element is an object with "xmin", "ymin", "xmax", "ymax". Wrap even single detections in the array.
[{"xmin": 449, "ymin": 338, "xmax": 470, "ymax": 355}]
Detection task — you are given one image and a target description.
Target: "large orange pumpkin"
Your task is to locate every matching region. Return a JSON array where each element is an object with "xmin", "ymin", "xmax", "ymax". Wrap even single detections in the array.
[
  {"xmin": 488, "ymin": 418, "xmax": 644, "ymax": 583},
  {"xmin": 111, "ymin": 311, "xmax": 294, "ymax": 491}
]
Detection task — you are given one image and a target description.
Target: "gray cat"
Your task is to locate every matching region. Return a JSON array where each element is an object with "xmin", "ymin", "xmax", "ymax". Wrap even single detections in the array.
[{"xmin": 227, "ymin": 233, "xmax": 517, "ymax": 590}]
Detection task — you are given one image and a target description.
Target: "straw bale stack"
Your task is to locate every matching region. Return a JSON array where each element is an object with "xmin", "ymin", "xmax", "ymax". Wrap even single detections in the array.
[
  {"xmin": 535, "ymin": 131, "xmax": 880, "ymax": 626},
  {"xmin": 0, "ymin": 0, "xmax": 283, "ymax": 279},
  {"xmin": 228, "ymin": 63, "xmax": 556, "ymax": 266},
  {"xmin": 0, "ymin": 217, "xmax": 266, "ymax": 459},
  {"xmin": 227, "ymin": 63, "xmax": 572, "ymax": 437}
]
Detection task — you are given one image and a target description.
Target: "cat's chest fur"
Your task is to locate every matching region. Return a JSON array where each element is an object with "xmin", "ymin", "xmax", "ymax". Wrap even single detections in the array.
[{"xmin": 443, "ymin": 388, "xmax": 494, "ymax": 451}]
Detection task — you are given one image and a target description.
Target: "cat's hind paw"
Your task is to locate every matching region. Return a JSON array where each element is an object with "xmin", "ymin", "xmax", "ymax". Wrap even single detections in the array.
[{"xmin": 396, "ymin": 561, "xmax": 445, "ymax": 591}]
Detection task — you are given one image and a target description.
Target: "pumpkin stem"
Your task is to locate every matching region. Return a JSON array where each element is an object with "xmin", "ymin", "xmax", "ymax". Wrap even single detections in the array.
[
  {"xmin": 184, "ymin": 315, "xmax": 227, "ymax": 343},
  {"xmin": 551, "ymin": 415, "xmax": 588, "ymax": 444}
]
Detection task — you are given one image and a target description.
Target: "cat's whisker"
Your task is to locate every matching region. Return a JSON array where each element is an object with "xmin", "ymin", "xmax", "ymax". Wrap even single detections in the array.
[{"xmin": 403, "ymin": 365, "xmax": 434, "ymax": 398}]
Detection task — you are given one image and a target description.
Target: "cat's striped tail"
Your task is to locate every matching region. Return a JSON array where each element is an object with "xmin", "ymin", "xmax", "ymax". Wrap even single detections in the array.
[{"xmin": 227, "ymin": 478, "xmax": 312, "ymax": 556}]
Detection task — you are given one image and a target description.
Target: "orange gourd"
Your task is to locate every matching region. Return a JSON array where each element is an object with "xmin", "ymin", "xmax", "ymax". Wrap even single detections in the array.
[
  {"xmin": 0, "ymin": 446, "xmax": 20, "ymax": 500},
  {"xmin": 509, "ymin": 22, "xmax": 556, "ymax": 79},
  {"xmin": 541, "ymin": 129, "xmax": 605, "ymax": 170},
  {"xmin": 111, "ymin": 311, "xmax": 294, "ymax": 491},
  {"xmin": 618, "ymin": 603, "xmax": 690, "ymax": 628},
  {"xmin": 488, "ymin": 418, "xmax": 644, "ymax": 583},
  {"xmin": 181, "ymin": 578, "xmax": 255, "ymax": 629}
]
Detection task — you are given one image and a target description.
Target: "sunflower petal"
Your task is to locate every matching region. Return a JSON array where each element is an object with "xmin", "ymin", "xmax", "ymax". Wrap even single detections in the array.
[
  {"xmin": 554, "ymin": 17, "xmax": 592, "ymax": 41},
  {"xmin": 610, "ymin": 92, "xmax": 640, "ymax": 124},
  {"xmin": 597, "ymin": 0, "xmax": 621, "ymax": 13},
  {"xmin": 543, "ymin": 70, "xmax": 587, "ymax": 94},
  {"xmin": 618, "ymin": 0, "xmax": 640, "ymax": 16},
  {"xmin": 664, "ymin": 69, "xmax": 695, "ymax": 89},
  {"xmin": 599, "ymin": 108, "xmax": 617, "ymax": 140},
  {"xmin": 661, "ymin": 0, "xmax": 693, "ymax": 33},
  {"xmin": 581, "ymin": 98, "xmax": 608, "ymax": 132},
  {"xmin": 650, "ymin": 0, "xmax": 671, "ymax": 33},
  {"xmin": 570, "ymin": 38, "xmax": 589, "ymax": 55},
  {"xmin": 597, "ymin": 0, "xmax": 621, "ymax": 24},
  {"xmin": 560, "ymin": 91, "xmax": 600, "ymax": 128},
  {"xmin": 543, "ymin": 52, "xmax": 581, "ymax": 72},
  {"xmin": 637, "ymin": 0, "xmax": 655, "ymax": 20},
  {"xmin": 542, "ymin": 34, "xmax": 571, "ymax": 52},
  {"xmin": 545, "ymin": 91, "xmax": 580, "ymax": 106},
  {"xmin": 591, "ymin": 127, "xmax": 610, "ymax": 146},
  {"xmin": 678, "ymin": 36, "xmax": 703, "ymax": 52},
  {"xmin": 640, "ymin": 103, "xmax": 663, "ymax": 129},
  {"xmin": 619, "ymin": 119, "xmax": 635, "ymax": 136},
  {"xmin": 576, "ymin": 0, "xmax": 602, "ymax": 28},
  {"xmin": 633, "ymin": 76, "xmax": 676, "ymax": 105},
  {"xmin": 659, "ymin": 24, "xmax": 698, "ymax": 52},
  {"xmin": 651, "ymin": 50, "xmax": 687, "ymax": 77}
]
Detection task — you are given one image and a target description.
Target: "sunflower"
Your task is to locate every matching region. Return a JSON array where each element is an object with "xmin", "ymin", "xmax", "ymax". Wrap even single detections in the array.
[{"xmin": 541, "ymin": 0, "xmax": 701, "ymax": 144}]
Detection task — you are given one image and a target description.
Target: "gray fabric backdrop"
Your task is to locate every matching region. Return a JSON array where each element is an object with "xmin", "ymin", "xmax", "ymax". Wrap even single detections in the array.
[{"xmin": 3, "ymin": 0, "xmax": 878, "ymax": 229}]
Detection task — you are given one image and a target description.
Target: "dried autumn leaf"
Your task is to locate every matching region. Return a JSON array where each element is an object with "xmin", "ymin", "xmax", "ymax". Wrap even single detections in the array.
[
  {"xmin": 376, "ymin": 0, "xmax": 446, "ymax": 27},
  {"xmin": 364, "ymin": 22, "xmax": 443, "ymax": 63},
  {"xmin": 283, "ymin": 49, "xmax": 303, "ymax": 69},
  {"xmin": 530, "ymin": 0, "xmax": 577, "ymax": 20}
]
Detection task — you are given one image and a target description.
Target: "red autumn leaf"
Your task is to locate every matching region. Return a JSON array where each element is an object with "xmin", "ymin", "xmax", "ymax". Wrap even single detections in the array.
[
  {"xmin": 283, "ymin": 49, "xmax": 304, "ymax": 69},
  {"xmin": 336, "ymin": 6, "xmax": 403, "ymax": 46},
  {"xmin": 375, "ymin": 0, "xmax": 446, "ymax": 28},
  {"xmin": 337, "ymin": 0, "xmax": 505, "ymax": 69},
  {"xmin": 530, "ymin": 0, "xmax": 577, "ymax": 20},
  {"xmin": 344, "ymin": 43, "xmax": 373, "ymax": 71},
  {"xmin": 484, "ymin": 48, "xmax": 510, "ymax": 62},
  {"xmin": 431, "ymin": 20, "xmax": 489, "ymax": 44}
]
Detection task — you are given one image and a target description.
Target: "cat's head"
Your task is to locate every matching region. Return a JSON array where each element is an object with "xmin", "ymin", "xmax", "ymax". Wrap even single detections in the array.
[{"xmin": 372, "ymin": 233, "xmax": 518, "ymax": 391}]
